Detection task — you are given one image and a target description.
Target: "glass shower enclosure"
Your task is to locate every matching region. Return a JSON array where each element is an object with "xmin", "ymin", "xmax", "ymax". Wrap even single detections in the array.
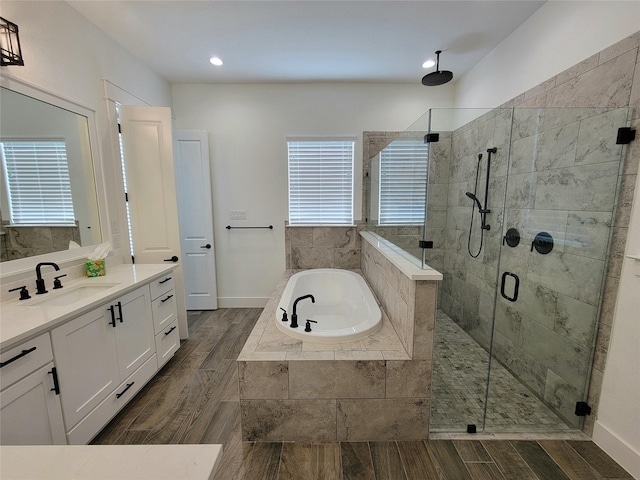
[{"xmin": 364, "ymin": 106, "xmax": 633, "ymax": 433}]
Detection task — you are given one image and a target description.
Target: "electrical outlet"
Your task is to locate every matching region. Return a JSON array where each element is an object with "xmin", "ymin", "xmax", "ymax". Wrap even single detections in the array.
[
  {"xmin": 230, "ymin": 210, "xmax": 246, "ymax": 220},
  {"xmin": 111, "ymin": 220, "xmax": 119, "ymax": 234}
]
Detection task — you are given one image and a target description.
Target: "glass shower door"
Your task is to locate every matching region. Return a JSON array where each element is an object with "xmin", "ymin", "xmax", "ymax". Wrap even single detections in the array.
[
  {"xmin": 484, "ymin": 107, "xmax": 632, "ymax": 431},
  {"xmin": 429, "ymin": 107, "xmax": 514, "ymax": 432}
]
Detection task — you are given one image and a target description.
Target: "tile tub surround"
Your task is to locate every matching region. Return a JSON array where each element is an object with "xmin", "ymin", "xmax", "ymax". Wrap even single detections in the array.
[{"xmin": 239, "ymin": 234, "xmax": 442, "ymax": 442}]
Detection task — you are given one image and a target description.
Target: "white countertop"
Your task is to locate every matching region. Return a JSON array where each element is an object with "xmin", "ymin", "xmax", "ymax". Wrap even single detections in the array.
[
  {"xmin": 0, "ymin": 444, "xmax": 222, "ymax": 480},
  {"xmin": 0, "ymin": 264, "xmax": 174, "ymax": 350}
]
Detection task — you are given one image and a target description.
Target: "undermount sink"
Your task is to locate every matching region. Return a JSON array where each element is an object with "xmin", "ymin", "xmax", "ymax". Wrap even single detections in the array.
[{"xmin": 29, "ymin": 284, "xmax": 119, "ymax": 307}]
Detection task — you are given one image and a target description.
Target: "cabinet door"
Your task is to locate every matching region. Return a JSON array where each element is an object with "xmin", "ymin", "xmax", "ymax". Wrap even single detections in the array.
[
  {"xmin": 0, "ymin": 362, "xmax": 66, "ymax": 445},
  {"xmin": 113, "ymin": 286, "xmax": 155, "ymax": 379},
  {"xmin": 51, "ymin": 307, "xmax": 120, "ymax": 429}
]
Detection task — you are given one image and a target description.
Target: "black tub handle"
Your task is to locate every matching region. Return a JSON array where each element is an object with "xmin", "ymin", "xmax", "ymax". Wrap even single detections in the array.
[{"xmin": 500, "ymin": 271, "xmax": 520, "ymax": 302}]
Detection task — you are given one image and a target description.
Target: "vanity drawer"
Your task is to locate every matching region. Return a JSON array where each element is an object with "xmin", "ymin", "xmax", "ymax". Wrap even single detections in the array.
[
  {"xmin": 1, "ymin": 333, "xmax": 54, "ymax": 389},
  {"xmin": 150, "ymin": 274, "xmax": 175, "ymax": 300},
  {"xmin": 156, "ymin": 320, "xmax": 179, "ymax": 369},
  {"xmin": 151, "ymin": 289, "xmax": 177, "ymax": 334},
  {"xmin": 66, "ymin": 354, "xmax": 158, "ymax": 445}
]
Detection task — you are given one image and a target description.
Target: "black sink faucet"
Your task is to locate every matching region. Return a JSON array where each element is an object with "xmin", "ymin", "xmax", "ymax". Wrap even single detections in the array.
[
  {"xmin": 35, "ymin": 262, "xmax": 60, "ymax": 295},
  {"xmin": 291, "ymin": 294, "xmax": 315, "ymax": 328}
]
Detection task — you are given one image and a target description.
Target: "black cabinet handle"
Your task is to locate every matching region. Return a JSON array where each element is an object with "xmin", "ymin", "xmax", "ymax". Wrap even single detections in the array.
[
  {"xmin": 108, "ymin": 305, "xmax": 116, "ymax": 327},
  {"xmin": 500, "ymin": 271, "xmax": 520, "ymax": 302},
  {"xmin": 0, "ymin": 346, "xmax": 37, "ymax": 368},
  {"xmin": 164, "ymin": 326, "xmax": 177, "ymax": 336},
  {"xmin": 159, "ymin": 277, "xmax": 172, "ymax": 284},
  {"xmin": 161, "ymin": 294, "xmax": 174, "ymax": 303},
  {"xmin": 49, "ymin": 367, "xmax": 60, "ymax": 395},
  {"xmin": 163, "ymin": 256, "xmax": 179, "ymax": 262},
  {"xmin": 116, "ymin": 382, "xmax": 135, "ymax": 399},
  {"xmin": 116, "ymin": 301, "xmax": 123, "ymax": 323},
  {"xmin": 200, "ymin": 244, "xmax": 212, "ymax": 249}
]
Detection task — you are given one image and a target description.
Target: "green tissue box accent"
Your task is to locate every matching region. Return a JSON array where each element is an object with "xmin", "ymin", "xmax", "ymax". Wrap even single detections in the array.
[{"xmin": 86, "ymin": 259, "xmax": 106, "ymax": 277}]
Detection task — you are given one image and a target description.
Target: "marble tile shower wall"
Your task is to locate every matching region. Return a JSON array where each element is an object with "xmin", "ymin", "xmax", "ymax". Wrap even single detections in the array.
[
  {"xmin": 439, "ymin": 31, "xmax": 640, "ymax": 434},
  {"xmin": 439, "ymin": 108, "xmax": 514, "ymax": 351}
]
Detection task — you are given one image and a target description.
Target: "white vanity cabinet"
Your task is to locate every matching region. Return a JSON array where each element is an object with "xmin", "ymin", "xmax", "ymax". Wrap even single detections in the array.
[
  {"xmin": 150, "ymin": 274, "xmax": 180, "ymax": 368},
  {"xmin": 51, "ymin": 285, "xmax": 156, "ymax": 444},
  {"xmin": 1, "ymin": 264, "xmax": 181, "ymax": 446},
  {"xmin": 0, "ymin": 333, "xmax": 66, "ymax": 445}
]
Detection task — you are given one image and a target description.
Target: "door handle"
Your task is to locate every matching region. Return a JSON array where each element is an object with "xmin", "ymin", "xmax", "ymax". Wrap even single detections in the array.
[
  {"xmin": 200, "ymin": 244, "xmax": 212, "ymax": 249},
  {"xmin": 500, "ymin": 271, "xmax": 520, "ymax": 302},
  {"xmin": 164, "ymin": 256, "xmax": 179, "ymax": 262}
]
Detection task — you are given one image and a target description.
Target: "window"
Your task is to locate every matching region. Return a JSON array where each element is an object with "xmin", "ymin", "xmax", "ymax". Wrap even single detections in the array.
[
  {"xmin": 287, "ymin": 139, "xmax": 354, "ymax": 225},
  {"xmin": 378, "ymin": 139, "xmax": 428, "ymax": 225},
  {"xmin": 0, "ymin": 140, "xmax": 76, "ymax": 225}
]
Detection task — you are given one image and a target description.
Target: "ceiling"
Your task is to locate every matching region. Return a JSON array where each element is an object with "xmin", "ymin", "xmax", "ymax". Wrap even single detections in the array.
[{"xmin": 68, "ymin": 0, "xmax": 546, "ymax": 84}]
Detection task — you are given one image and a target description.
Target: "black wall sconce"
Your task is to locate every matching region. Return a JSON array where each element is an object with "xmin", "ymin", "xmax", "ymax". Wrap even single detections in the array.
[{"xmin": 0, "ymin": 17, "xmax": 24, "ymax": 66}]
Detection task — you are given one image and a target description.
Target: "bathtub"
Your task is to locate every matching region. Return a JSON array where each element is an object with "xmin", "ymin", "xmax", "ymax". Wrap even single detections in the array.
[{"xmin": 275, "ymin": 269, "xmax": 382, "ymax": 343}]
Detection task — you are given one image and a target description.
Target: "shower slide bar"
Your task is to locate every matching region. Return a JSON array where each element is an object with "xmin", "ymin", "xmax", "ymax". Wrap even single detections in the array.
[
  {"xmin": 226, "ymin": 225, "xmax": 274, "ymax": 230},
  {"xmin": 466, "ymin": 147, "xmax": 497, "ymax": 258}
]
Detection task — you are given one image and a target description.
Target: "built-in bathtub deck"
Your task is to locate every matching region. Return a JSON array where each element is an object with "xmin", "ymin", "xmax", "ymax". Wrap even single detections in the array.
[
  {"xmin": 238, "ymin": 233, "xmax": 442, "ymax": 443},
  {"xmin": 238, "ymin": 270, "xmax": 410, "ymax": 361}
]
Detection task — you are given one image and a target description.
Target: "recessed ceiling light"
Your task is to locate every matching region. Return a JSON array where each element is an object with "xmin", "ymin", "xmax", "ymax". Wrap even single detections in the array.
[
  {"xmin": 422, "ymin": 59, "xmax": 436, "ymax": 69},
  {"xmin": 209, "ymin": 56, "xmax": 223, "ymax": 66}
]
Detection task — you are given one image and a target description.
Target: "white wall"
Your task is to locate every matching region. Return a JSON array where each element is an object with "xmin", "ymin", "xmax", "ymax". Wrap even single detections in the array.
[
  {"xmin": 455, "ymin": 1, "xmax": 640, "ymax": 108},
  {"xmin": 593, "ymin": 171, "xmax": 640, "ymax": 479},
  {"xmin": 0, "ymin": 1, "xmax": 172, "ymax": 260},
  {"xmin": 171, "ymin": 83, "xmax": 454, "ymax": 305}
]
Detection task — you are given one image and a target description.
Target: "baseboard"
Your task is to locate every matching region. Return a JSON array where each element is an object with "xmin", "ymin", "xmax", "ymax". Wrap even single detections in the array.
[
  {"xmin": 217, "ymin": 297, "xmax": 269, "ymax": 308},
  {"xmin": 593, "ymin": 421, "xmax": 640, "ymax": 479}
]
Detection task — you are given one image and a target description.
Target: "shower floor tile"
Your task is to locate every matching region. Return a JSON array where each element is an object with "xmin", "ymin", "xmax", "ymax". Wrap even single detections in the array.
[{"xmin": 431, "ymin": 310, "xmax": 572, "ymax": 433}]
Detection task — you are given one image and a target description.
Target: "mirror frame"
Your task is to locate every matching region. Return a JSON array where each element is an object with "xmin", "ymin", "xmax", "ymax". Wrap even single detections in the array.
[{"xmin": 0, "ymin": 74, "xmax": 109, "ymax": 279}]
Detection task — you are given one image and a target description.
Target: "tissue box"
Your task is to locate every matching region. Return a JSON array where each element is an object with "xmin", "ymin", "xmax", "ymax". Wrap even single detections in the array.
[{"xmin": 86, "ymin": 259, "xmax": 106, "ymax": 277}]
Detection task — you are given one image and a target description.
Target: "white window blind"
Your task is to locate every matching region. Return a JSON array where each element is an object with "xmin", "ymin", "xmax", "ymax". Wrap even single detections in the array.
[
  {"xmin": 288, "ymin": 139, "xmax": 354, "ymax": 225},
  {"xmin": 0, "ymin": 140, "xmax": 76, "ymax": 225},
  {"xmin": 378, "ymin": 139, "xmax": 428, "ymax": 225}
]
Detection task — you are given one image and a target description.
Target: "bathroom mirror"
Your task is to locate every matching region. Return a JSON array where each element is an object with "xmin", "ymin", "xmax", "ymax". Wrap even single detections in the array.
[{"xmin": 0, "ymin": 85, "xmax": 102, "ymax": 262}]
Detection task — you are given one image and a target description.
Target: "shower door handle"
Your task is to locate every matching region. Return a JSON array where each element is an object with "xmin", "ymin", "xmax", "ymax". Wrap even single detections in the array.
[{"xmin": 500, "ymin": 272, "xmax": 520, "ymax": 302}]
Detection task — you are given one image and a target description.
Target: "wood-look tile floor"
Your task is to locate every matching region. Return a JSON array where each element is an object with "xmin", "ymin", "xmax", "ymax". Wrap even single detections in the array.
[{"xmin": 92, "ymin": 309, "xmax": 633, "ymax": 480}]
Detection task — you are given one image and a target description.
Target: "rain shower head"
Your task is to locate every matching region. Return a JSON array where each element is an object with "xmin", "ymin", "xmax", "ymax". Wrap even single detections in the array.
[{"xmin": 422, "ymin": 50, "xmax": 453, "ymax": 86}]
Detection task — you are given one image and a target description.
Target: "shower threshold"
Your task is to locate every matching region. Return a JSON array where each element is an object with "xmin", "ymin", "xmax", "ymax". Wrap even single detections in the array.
[{"xmin": 430, "ymin": 310, "xmax": 579, "ymax": 435}]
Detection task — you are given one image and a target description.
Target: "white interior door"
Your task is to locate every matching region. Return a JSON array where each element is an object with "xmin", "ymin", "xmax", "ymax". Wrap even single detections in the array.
[
  {"xmin": 119, "ymin": 105, "xmax": 188, "ymax": 338},
  {"xmin": 173, "ymin": 130, "xmax": 218, "ymax": 310}
]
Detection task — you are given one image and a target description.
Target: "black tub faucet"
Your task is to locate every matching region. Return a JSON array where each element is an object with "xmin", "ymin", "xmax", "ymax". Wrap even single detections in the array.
[
  {"xmin": 35, "ymin": 262, "xmax": 60, "ymax": 295},
  {"xmin": 291, "ymin": 294, "xmax": 315, "ymax": 328}
]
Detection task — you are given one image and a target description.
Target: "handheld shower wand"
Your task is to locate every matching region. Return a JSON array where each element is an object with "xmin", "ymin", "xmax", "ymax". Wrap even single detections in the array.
[{"xmin": 465, "ymin": 191, "xmax": 483, "ymax": 212}]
